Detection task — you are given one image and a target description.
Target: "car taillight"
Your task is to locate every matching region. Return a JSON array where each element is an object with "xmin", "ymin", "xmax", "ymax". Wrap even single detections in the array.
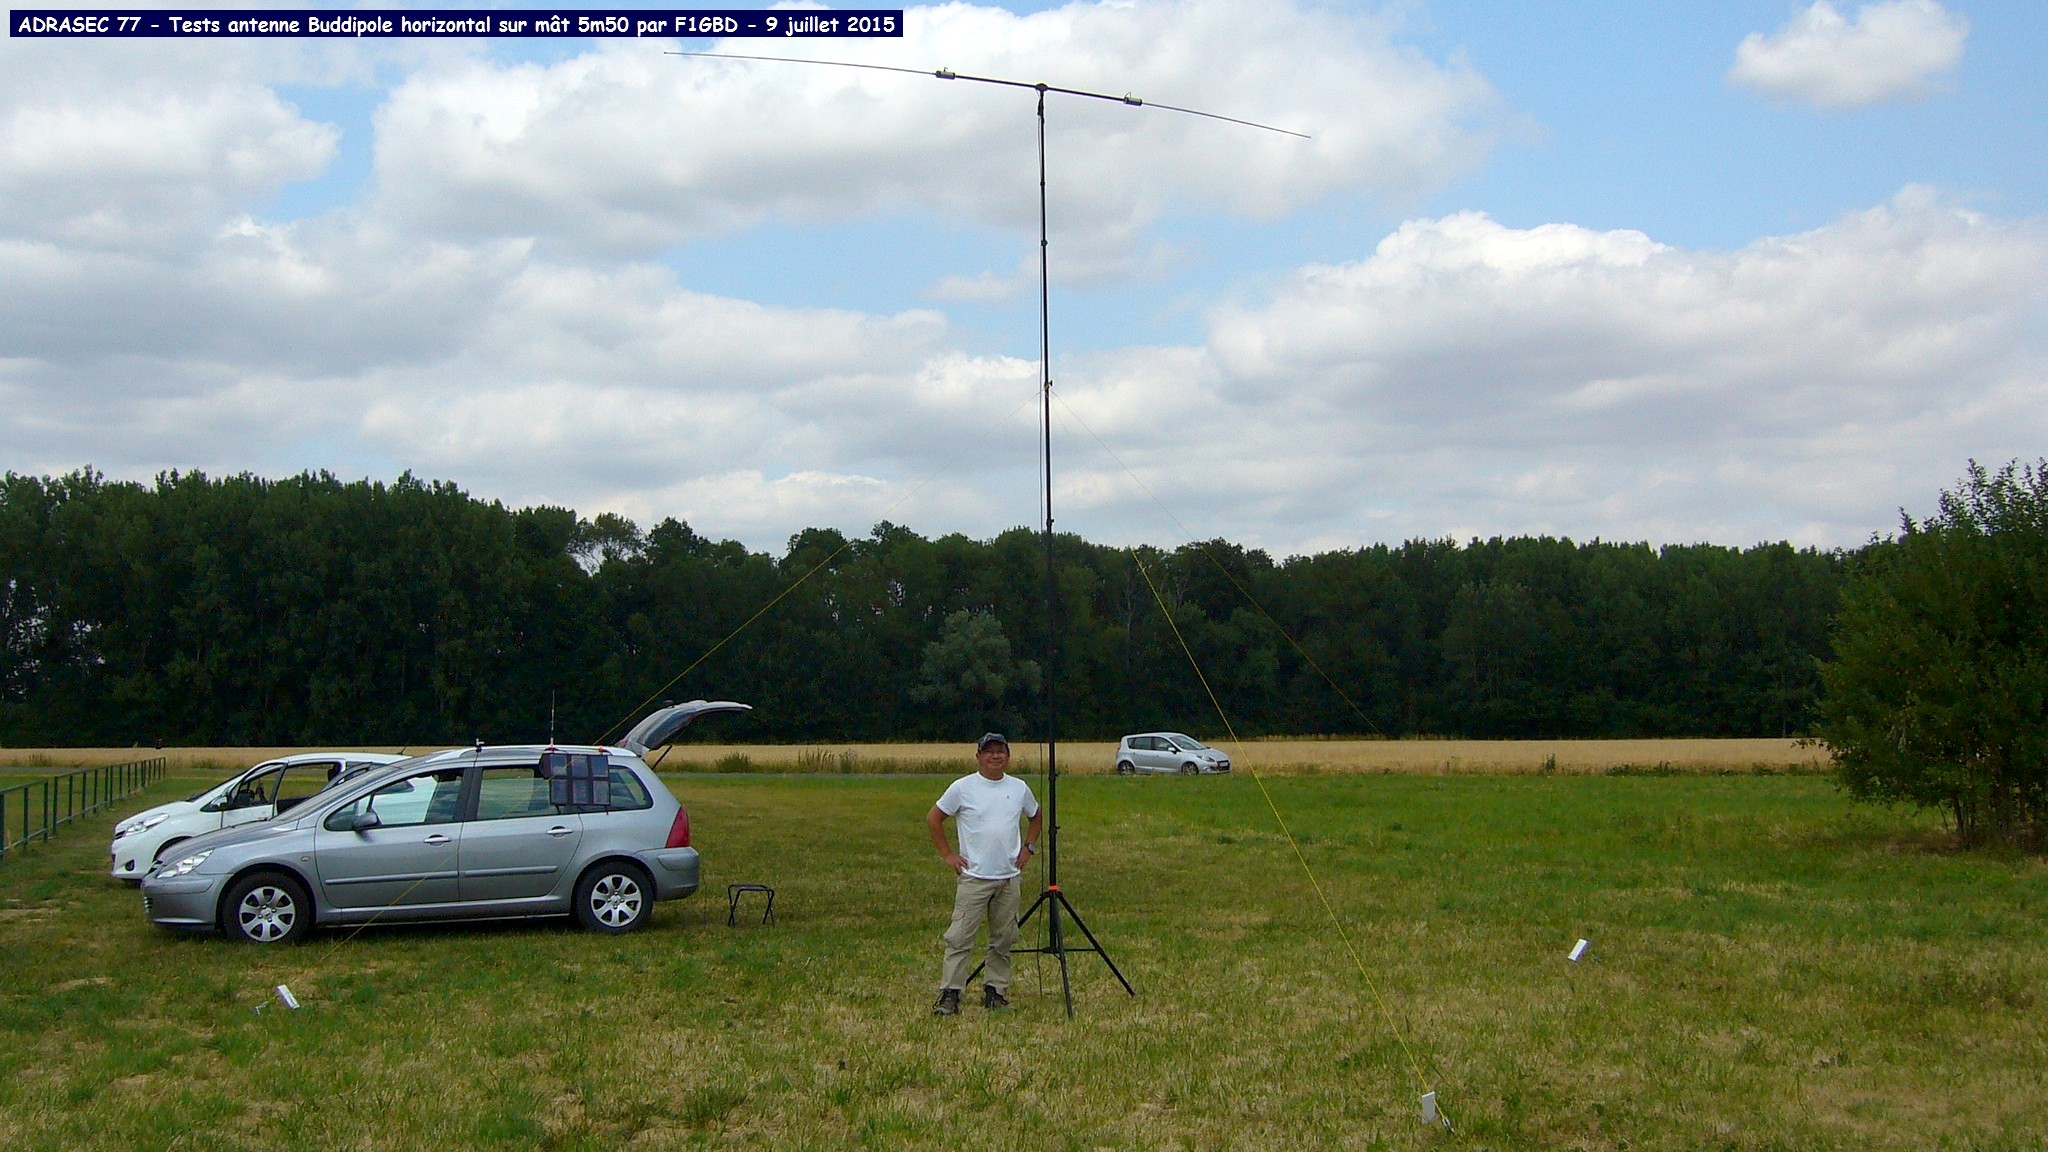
[{"xmin": 665, "ymin": 808, "xmax": 691, "ymax": 849}]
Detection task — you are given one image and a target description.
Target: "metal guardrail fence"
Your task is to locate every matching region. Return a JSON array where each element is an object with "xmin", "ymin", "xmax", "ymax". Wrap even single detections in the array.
[{"xmin": 0, "ymin": 758, "xmax": 167, "ymax": 859}]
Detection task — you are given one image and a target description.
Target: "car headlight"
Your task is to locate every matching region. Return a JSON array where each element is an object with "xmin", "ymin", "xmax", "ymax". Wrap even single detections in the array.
[
  {"xmin": 115, "ymin": 813, "xmax": 169, "ymax": 839},
  {"xmin": 162, "ymin": 850, "xmax": 213, "ymax": 877}
]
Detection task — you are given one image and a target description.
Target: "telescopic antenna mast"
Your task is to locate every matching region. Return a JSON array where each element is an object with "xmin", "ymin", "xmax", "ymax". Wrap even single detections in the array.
[{"xmin": 673, "ymin": 48, "xmax": 1305, "ymax": 1017}]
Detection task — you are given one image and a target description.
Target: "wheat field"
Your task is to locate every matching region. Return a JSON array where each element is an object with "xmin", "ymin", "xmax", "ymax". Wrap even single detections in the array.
[{"xmin": 1, "ymin": 737, "xmax": 1826, "ymax": 778}]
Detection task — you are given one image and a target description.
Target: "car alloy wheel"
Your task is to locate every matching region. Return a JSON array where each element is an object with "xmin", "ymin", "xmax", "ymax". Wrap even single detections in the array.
[
  {"xmin": 1116, "ymin": 761, "xmax": 1135, "ymax": 776},
  {"xmin": 223, "ymin": 871, "xmax": 311, "ymax": 944},
  {"xmin": 576, "ymin": 863, "xmax": 652, "ymax": 933},
  {"xmin": 1180, "ymin": 762, "xmax": 1199, "ymax": 775}
]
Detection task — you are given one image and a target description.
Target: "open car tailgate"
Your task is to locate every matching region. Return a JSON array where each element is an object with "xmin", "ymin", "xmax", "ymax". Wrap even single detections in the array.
[{"xmin": 614, "ymin": 700, "xmax": 752, "ymax": 755}]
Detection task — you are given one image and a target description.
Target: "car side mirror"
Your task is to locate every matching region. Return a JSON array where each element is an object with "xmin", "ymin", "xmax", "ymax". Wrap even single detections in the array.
[{"xmin": 349, "ymin": 811, "xmax": 383, "ymax": 833}]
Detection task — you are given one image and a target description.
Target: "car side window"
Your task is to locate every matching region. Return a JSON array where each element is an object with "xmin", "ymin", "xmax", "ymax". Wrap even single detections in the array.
[
  {"xmin": 275, "ymin": 764, "xmax": 335, "ymax": 810},
  {"xmin": 326, "ymin": 770, "xmax": 464, "ymax": 830},
  {"xmin": 606, "ymin": 768, "xmax": 653, "ymax": 811},
  {"xmin": 475, "ymin": 765, "xmax": 566, "ymax": 821},
  {"xmin": 230, "ymin": 766, "xmax": 283, "ymax": 808}
]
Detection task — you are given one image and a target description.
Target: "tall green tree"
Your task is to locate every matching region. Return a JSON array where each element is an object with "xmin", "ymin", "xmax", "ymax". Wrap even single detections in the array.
[
  {"xmin": 1819, "ymin": 461, "xmax": 2048, "ymax": 846},
  {"xmin": 911, "ymin": 609, "xmax": 1040, "ymax": 737}
]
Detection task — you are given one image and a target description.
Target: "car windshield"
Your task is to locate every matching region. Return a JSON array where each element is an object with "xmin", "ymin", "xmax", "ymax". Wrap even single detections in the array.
[
  {"xmin": 297, "ymin": 753, "xmax": 443, "ymax": 812},
  {"xmin": 1167, "ymin": 735, "xmax": 1209, "ymax": 751}
]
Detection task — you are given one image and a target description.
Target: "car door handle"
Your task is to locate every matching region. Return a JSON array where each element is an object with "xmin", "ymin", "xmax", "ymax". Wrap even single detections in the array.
[
  {"xmin": 423, "ymin": 834, "xmax": 452, "ymax": 845},
  {"xmin": 546, "ymin": 826, "xmax": 574, "ymax": 837}
]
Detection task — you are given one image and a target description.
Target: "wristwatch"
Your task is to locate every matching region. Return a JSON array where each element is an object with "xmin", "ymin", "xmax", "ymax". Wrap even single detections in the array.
[{"xmin": 1025, "ymin": 843, "xmax": 1038, "ymax": 855}]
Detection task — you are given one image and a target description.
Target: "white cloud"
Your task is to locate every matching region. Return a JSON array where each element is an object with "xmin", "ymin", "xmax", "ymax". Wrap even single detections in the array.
[
  {"xmin": 1077, "ymin": 187, "xmax": 2046, "ymax": 549},
  {"xmin": 1729, "ymin": 0, "xmax": 1967, "ymax": 110},
  {"xmin": 0, "ymin": 33, "xmax": 405, "ymax": 253},
  {"xmin": 0, "ymin": 87, "xmax": 336, "ymax": 252},
  {"xmin": 924, "ymin": 270, "xmax": 1021, "ymax": 303},
  {"xmin": 367, "ymin": 0, "xmax": 1498, "ymax": 272},
  {"xmin": 1, "ymin": 8, "xmax": 2040, "ymax": 556},
  {"xmin": 6, "ymin": 173, "xmax": 2045, "ymax": 553}
]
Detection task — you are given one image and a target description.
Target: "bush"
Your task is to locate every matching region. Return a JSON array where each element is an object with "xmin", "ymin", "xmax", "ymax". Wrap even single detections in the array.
[{"xmin": 1818, "ymin": 461, "xmax": 2048, "ymax": 846}]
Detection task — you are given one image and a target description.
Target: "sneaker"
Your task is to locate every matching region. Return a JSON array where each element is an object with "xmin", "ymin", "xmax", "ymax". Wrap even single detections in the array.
[
  {"xmin": 932, "ymin": 988, "xmax": 961, "ymax": 1017},
  {"xmin": 983, "ymin": 985, "xmax": 1010, "ymax": 1010}
]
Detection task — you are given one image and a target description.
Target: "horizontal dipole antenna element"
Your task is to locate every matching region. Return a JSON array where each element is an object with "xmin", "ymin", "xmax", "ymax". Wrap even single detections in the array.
[{"xmin": 668, "ymin": 50, "xmax": 1311, "ymax": 138}]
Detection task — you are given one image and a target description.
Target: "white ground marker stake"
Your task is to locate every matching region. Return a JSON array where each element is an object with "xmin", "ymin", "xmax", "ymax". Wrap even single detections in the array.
[
  {"xmin": 276, "ymin": 984, "xmax": 301, "ymax": 1010},
  {"xmin": 1568, "ymin": 938, "xmax": 1589, "ymax": 963},
  {"xmin": 1420, "ymin": 1091, "xmax": 1452, "ymax": 1129}
]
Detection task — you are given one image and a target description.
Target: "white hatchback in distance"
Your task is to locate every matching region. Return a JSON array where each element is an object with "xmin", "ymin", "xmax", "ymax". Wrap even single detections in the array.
[
  {"xmin": 1114, "ymin": 733, "xmax": 1231, "ymax": 775},
  {"xmin": 109, "ymin": 752, "xmax": 406, "ymax": 881}
]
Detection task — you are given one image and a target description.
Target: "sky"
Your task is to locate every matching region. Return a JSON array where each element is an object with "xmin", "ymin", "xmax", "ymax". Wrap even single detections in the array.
[{"xmin": 4, "ymin": 0, "xmax": 2045, "ymax": 556}]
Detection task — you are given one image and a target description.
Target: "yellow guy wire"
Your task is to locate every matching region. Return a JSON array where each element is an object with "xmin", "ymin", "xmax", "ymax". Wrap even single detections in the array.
[
  {"xmin": 264, "ymin": 746, "xmax": 483, "ymax": 1005},
  {"xmin": 598, "ymin": 387, "xmax": 1047, "ymax": 745},
  {"xmin": 270, "ymin": 389, "xmax": 1048, "ymax": 1004},
  {"xmin": 1045, "ymin": 397, "xmax": 1446, "ymax": 1124},
  {"xmin": 1120, "ymin": 534, "xmax": 1442, "ymax": 1119},
  {"xmin": 1050, "ymin": 392, "xmax": 1385, "ymax": 738}
]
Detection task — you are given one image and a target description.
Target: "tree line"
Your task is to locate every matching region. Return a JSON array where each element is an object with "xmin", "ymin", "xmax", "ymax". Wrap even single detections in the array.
[{"xmin": 0, "ymin": 469, "xmax": 1847, "ymax": 748}]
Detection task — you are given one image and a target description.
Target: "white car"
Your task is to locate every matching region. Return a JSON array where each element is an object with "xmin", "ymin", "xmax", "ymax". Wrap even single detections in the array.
[
  {"xmin": 1114, "ymin": 733, "xmax": 1232, "ymax": 775},
  {"xmin": 109, "ymin": 752, "xmax": 406, "ymax": 881}
]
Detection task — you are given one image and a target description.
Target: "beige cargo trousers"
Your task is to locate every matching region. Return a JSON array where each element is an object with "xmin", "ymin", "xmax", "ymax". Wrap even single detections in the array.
[{"xmin": 940, "ymin": 874, "xmax": 1021, "ymax": 993}]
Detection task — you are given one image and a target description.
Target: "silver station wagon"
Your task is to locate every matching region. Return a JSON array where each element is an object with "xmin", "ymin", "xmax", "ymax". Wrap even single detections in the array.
[{"xmin": 139, "ymin": 701, "xmax": 747, "ymax": 943}]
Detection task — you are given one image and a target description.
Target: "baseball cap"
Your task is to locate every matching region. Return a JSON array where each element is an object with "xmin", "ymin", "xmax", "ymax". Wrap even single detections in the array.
[{"xmin": 977, "ymin": 732, "xmax": 1010, "ymax": 752}]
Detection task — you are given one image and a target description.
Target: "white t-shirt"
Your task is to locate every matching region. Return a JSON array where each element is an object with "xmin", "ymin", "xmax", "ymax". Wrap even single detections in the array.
[{"xmin": 935, "ymin": 772, "xmax": 1040, "ymax": 880}]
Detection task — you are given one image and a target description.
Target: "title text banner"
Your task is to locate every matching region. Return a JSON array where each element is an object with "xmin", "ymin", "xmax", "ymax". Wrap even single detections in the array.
[{"xmin": 12, "ymin": 9, "xmax": 904, "ymax": 37}]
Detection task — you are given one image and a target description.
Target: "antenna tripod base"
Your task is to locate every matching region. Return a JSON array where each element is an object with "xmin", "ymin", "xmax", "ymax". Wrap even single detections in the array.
[{"xmin": 969, "ymin": 883, "xmax": 1135, "ymax": 1018}]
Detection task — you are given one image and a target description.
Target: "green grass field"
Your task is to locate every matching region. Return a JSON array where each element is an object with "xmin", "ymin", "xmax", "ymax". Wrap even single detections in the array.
[{"xmin": 2, "ymin": 769, "xmax": 2044, "ymax": 1150}]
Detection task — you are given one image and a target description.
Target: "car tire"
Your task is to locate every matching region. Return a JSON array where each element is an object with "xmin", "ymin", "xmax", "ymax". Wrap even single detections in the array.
[
  {"xmin": 1180, "ymin": 762, "xmax": 1200, "ymax": 776},
  {"xmin": 222, "ymin": 871, "xmax": 313, "ymax": 945},
  {"xmin": 1116, "ymin": 760, "xmax": 1135, "ymax": 776},
  {"xmin": 575, "ymin": 861, "xmax": 653, "ymax": 934}
]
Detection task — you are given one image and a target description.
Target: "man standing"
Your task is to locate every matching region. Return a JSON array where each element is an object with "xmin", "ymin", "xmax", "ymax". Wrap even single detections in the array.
[{"xmin": 928, "ymin": 732, "xmax": 1042, "ymax": 1015}]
